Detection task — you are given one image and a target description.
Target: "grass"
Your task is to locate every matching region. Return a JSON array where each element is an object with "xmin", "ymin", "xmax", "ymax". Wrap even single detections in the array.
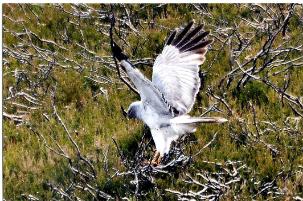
[{"xmin": 3, "ymin": 3, "xmax": 303, "ymax": 200}]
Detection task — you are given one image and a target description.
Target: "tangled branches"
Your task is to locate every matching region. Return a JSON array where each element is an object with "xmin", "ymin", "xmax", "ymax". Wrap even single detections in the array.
[{"xmin": 3, "ymin": 3, "xmax": 303, "ymax": 200}]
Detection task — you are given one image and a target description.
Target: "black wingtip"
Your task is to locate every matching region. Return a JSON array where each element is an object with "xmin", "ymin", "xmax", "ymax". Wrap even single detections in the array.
[
  {"xmin": 165, "ymin": 30, "xmax": 177, "ymax": 46},
  {"xmin": 176, "ymin": 23, "xmax": 204, "ymax": 49},
  {"xmin": 172, "ymin": 21, "xmax": 194, "ymax": 46},
  {"xmin": 186, "ymin": 39, "xmax": 213, "ymax": 52},
  {"xmin": 179, "ymin": 31, "xmax": 210, "ymax": 52},
  {"xmin": 164, "ymin": 21, "xmax": 212, "ymax": 53},
  {"xmin": 112, "ymin": 42, "xmax": 128, "ymax": 61}
]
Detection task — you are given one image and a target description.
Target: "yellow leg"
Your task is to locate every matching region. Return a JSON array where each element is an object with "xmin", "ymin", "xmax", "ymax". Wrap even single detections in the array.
[
  {"xmin": 156, "ymin": 155, "xmax": 162, "ymax": 165},
  {"xmin": 151, "ymin": 151, "xmax": 160, "ymax": 166}
]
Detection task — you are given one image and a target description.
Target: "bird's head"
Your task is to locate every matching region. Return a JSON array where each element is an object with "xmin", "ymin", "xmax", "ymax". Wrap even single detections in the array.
[{"xmin": 121, "ymin": 101, "xmax": 142, "ymax": 120}]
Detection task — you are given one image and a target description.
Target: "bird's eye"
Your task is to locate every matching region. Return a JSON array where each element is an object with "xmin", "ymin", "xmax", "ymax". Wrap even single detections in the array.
[{"xmin": 127, "ymin": 108, "xmax": 137, "ymax": 119}]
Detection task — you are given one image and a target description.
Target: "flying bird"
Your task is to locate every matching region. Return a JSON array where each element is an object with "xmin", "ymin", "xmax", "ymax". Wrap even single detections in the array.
[{"xmin": 112, "ymin": 21, "xmax": 227, "ymax": 165}]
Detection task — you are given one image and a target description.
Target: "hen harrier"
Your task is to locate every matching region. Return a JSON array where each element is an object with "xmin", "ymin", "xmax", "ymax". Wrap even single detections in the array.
[{"xmin": 113, "ymin": 21, "xmax": 227, "ymax": 165}]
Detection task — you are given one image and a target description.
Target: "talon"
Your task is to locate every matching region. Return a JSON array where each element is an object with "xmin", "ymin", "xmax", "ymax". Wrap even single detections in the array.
[
  {"xmin": 151, "ymin": 151, "xmax": 160, "ymax": 166},
  {"xmin": 157, "ymin": 156, "xmax": 163, "ymax": 165}
]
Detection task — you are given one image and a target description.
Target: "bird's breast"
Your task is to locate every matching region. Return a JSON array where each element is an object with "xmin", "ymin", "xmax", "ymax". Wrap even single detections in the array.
[{"xmin": 141, "ymin": 106, "xmax": 168, "ymax": 129}]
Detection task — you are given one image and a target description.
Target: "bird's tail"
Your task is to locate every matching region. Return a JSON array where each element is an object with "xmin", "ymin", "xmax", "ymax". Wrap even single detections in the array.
[
  {"xmin": 170, "ymin": 115, "xmax": 228, "ymax": 134},
  {"xmin": 187, "ymin": 116, "xmax": 228, "ymax": 124},
  {"xmin": 171, "ymin": 115, "xmax": 228, "ymax": 124}
]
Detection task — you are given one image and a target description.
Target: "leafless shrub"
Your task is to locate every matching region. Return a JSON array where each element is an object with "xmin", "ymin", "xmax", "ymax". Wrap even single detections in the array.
[{"xmin": 3, "ymin": 3, "xmax": 303, "ymax": 200}]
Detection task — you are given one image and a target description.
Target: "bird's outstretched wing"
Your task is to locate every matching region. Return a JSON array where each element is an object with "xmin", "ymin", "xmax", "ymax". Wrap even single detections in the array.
[
  {"xmin": 120, "ymin": 60, "xmax": 171, "ymax": 115},
  {"xmin": 112, "ymin": 42, "xmax": 171, "ymax": 115},
  {"xmin": 152, "ymin": 21, "xmax": 212, "ymax": 116}
]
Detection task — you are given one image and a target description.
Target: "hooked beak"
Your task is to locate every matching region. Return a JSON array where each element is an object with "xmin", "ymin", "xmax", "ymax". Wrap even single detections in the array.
[{"xmin": 121, "ymin": 106, "xmax": 128, "ymax": 118}]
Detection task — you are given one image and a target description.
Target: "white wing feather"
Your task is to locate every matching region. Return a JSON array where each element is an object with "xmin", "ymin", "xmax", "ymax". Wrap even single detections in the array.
[
  {"xmin": 152, "ymin": 45, "xmax": 207, "ymax": 116},
  {"xmin": 151, "ymin": 21, "xmax": 212, "ymax": 116}
]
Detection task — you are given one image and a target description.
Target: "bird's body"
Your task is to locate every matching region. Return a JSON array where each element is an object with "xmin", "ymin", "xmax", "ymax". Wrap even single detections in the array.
[
  {"xmin": 113, "ymin": 21, "xmax": 227, "ymax": 164},
  {"xmin": 127, "ymin": 99, "xmax": 198, "ymax": 155}
]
